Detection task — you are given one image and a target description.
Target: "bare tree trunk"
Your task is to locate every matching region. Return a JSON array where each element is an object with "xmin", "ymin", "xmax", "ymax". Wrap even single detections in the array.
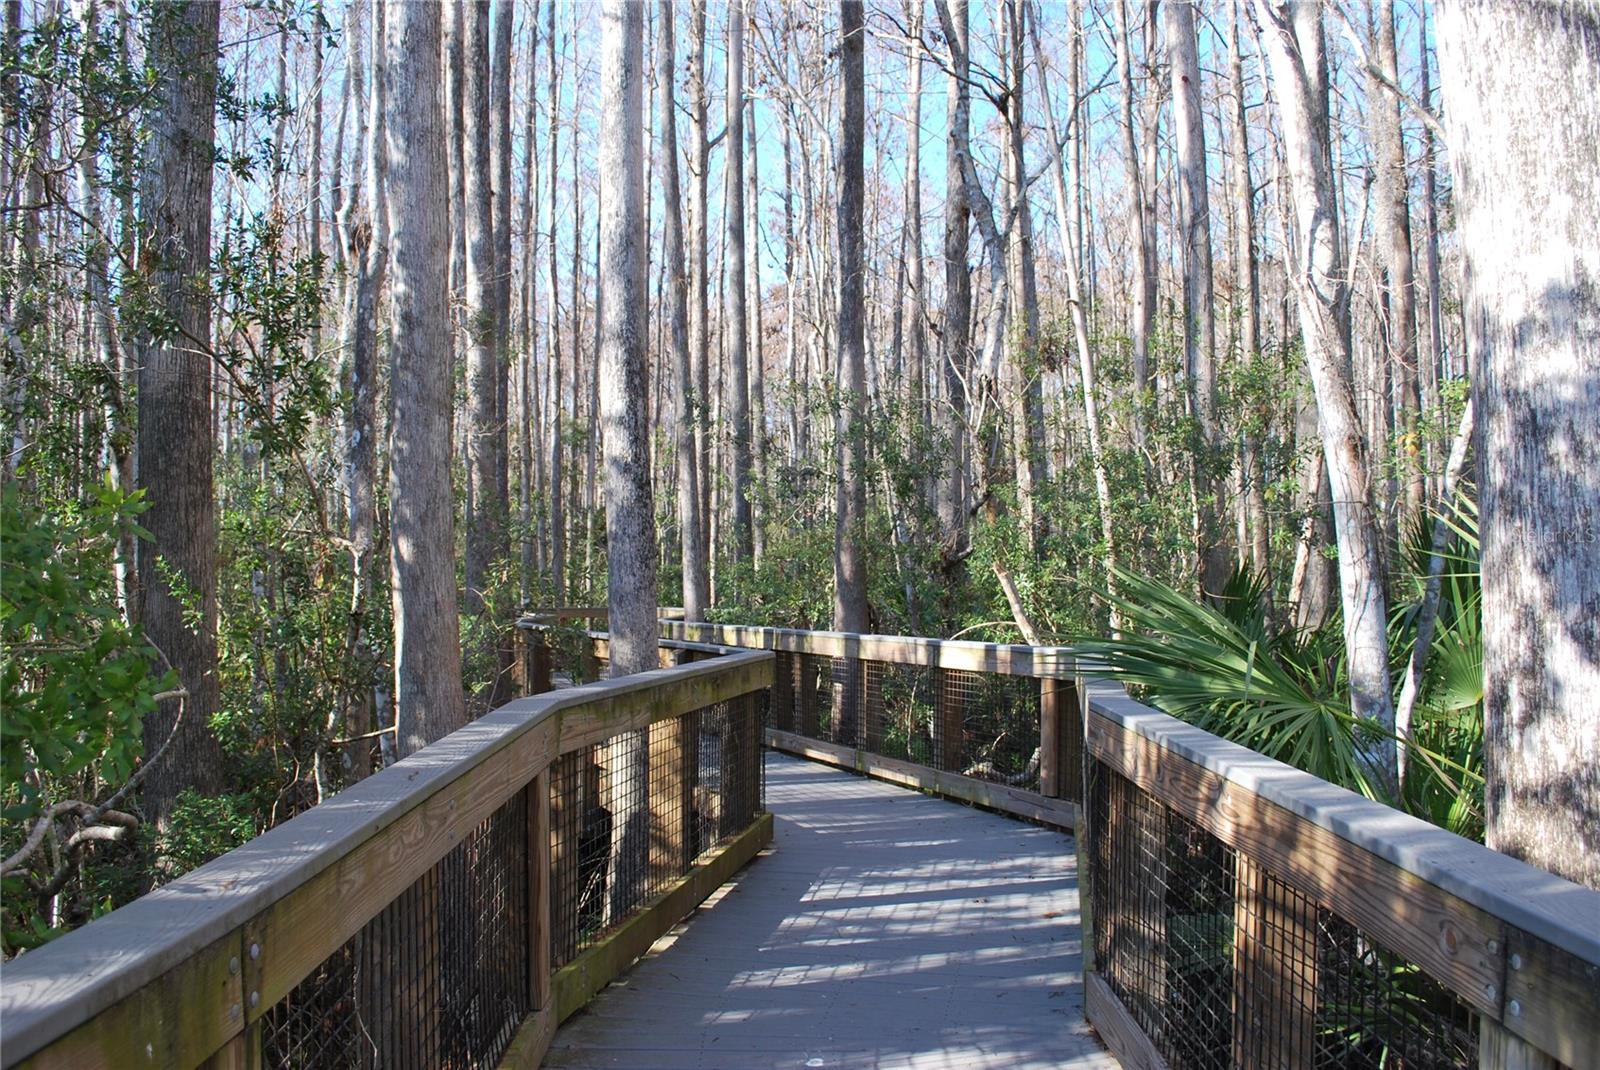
[
  {"xmin": 584, "ymin": 192, "xmax": 600, "ymax": 595},
  {"xmin": 782, "ymin": 110, "xmax": 800, "ymax": 463},
  {"xmin": 1438, "ymin": 1, "xmax": 1600, "ymax": 891},
  {"xmin": 308, "ymin": 10, "xmax": 324, "ymax": 364},
  {"xmin": 1002, "ymin": 0, "xmax": 1047, "ymax": 549},
  {"xmin": 689, "ymin": 0, "xmax": 711, "ymax": 565},
  {"xmin": 546, "ymin": 0, "xmax": 564, "ymax": 601},
  {"xmin": 1287, "ymin": 394, "xmax": 1336, "ymax": 633},
  {"xmin": 1229, "ymin": 0, "xmax": 1269, "ymax": 578},
  {"xmin": 834, "ymin": 0, "xmax": 869, "ymax": 641},
  {"xmin": 75, "ymin": 0, "xmax": 136, "ymax": 622},
  {"xmin": 1167, "ymin": 0, "xmax": 1227, "ymax": 598},
  {"xmin": 518, "ymin": 9, "xmax": 540, "ymax": 599},
  {"xmin": 746, "ymin": 88, "xmax": 766, "ymax": 567},
  {"xmin": 903, "ymin": 0, "xmax": 927, "ymax": 498},
  {"xmin": 1416, "ymin": 7, "xmax": 1443, "ymax": 440},
  {"xmin": 463, "ymin": 0, "xmax": 503, "ymax": 641},
  {"xmin": 339, "ymin": 0, "xmax": 386, "ymax": 780},
  {"xmin": 386, "ymin": 0, "xmax": 466, "ymax": 755},
  {"xmin": 1114, "ymin": 0, "xmax": 1155, "ymax": 447},
  {"xmin": 1254, "ymin": 0, "xmax": 1397, "ymax": 797},
  {"xmin": 491, "ymin": 0, "xmax": 514, "ymax": 574},
  {"xmin": 725, "ymin": 0, "xmax": 752, "ymax": 563},
  {"xmin": 1368, "ymin": 0, "xmax": 1421, "ymax": 534},
  {"xmin": 936, "ymin": 0, "xmax": 971, "ymax": 570},
  {"xmin": 135, "ymin": 0, "xmax": 225, "ymax": 828},
  {"xmin": 1032, "ymin": 3, "xmax": 1120, "ymax": 637},
  {"xmin": 934, "ymin": 1, "xmax": 1013, "ymax": 511},
  {"xmin": 597, "ymin": 0, "xmax": 655, "ymax": 922},
  {"xmin": 659, "ymin": 0, "xmax": 707, "ymax": 622}
]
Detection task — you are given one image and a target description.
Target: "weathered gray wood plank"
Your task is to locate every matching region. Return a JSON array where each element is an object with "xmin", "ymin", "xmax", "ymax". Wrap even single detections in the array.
[{"xmin": 544, "ymin": 754, "xmax": 1117, "ymax": 1070}]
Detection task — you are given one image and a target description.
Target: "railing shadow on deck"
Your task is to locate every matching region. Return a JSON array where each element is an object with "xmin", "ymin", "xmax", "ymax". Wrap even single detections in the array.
[
  {"xmin": 519, "ymin": 609, "xmax": 1600, "ymax": 1070},
  {"xmin": 0, "ymin": 645, "xmax": 773, "ymax": 1070}
]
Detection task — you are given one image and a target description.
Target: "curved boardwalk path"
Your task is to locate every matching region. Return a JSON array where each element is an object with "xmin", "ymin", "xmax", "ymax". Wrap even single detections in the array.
[{"xmin": 545, "ymin": 753, "xmax": 1117, "ymax": 1070}]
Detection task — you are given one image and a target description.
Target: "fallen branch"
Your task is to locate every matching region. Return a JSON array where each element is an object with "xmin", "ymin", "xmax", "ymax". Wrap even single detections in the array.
[
  {"xmin": 993, "ymin": 563, "xmax": 1041, "ymax": 645},
  {"xmin": 1, "ymin": 683, "xmax": 187, "ymax": 879}
]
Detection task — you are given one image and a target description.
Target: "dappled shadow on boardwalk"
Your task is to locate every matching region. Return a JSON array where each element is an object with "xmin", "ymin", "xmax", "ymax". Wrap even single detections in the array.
[{"xmin": 545, "ymin": 754, "xmax": 1115, "ymax": 1070}]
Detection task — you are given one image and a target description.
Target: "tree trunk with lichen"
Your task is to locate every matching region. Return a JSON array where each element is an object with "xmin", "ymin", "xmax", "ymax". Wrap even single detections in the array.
[{"xmin": 1438, "ymin": 0, "xmax": 1600, "ymax": 892}]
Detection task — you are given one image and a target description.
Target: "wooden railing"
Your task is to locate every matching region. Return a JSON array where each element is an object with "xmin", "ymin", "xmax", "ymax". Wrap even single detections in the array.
[
  {"xmin": 521, "ymin": 609, "xmax": 1600, "ymax": 1070},
  {"xmin": 658, "ymin": 621, "xmax": 1083, "ymax": 828},
  {"xmin": 0, "ymin": 649, "xmax": 773, "ymax": 1070},
  {"xmin": 1081, "ymin": 678, "xmax": 1600, "ymax": 1070},
  {"xmin": 519, "ymin": 615, "xmax": 1084, "ymax": 829}
]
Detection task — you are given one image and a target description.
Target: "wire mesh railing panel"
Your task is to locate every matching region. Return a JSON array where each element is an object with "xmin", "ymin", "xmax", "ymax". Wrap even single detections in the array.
[
  {"xmin": 549, "ymin": 698, "xmax": 765, "ymax": 970},
  {"xmin": 1091, "ymin": 759, "xmax": 1481, "ymax": 1070},
  {"xmin": 549, "ymin": 748, "xmax": 600, "ymax": 968},
  {"xmin": 1091, "ymin": 760, "xmax": 1235, "ymax": 1069},
  {"xmin": 260, "ymin": 791, "xmax": 531, "ymax": 1070},
  {"xmin": 694, "ymin": 698, "xmax": 762, "ymax": 849},
  {"xmin": 937, "ymin": 669, "xmax": 1041, "ymax": 790},
  {"xmin": 771, "ymin": 650, "xmax": 797, "ymax": 732},
  {"xmin": 1312, "ymin": 912, "xmax": 1479, "ymax": 1069},
  {"xmin": 860, "ymin": 661, "xmax": 937, "ymax": 766}
]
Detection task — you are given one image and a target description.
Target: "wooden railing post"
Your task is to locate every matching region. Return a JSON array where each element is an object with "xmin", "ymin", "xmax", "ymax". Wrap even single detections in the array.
[
  {"xmin": 1039, "ymin": 677, "xmax": 1083, "ymax": 801},
  {"xmin": 719, "ymin": 694, "xmax": 756, "ymax": 834},
  {"xmin": 649, "ymin": 710, "xmax": 695, "ymax": 882},
  {"xmin": 515, "ymin": 628, "xmax": 553, "ymax": 696},
  {"xmin": 1231, "ymin": 856, "xmax": 1319, "ymax": 1069},
  {"xmin": 830, "ymin": 656, "xmax": 862, "ymax": 746},
  {"xmin": 1040, "ymin": 678, "xmax": 1062, "ymax": 798},
  {"xmin": 797, "ymin": 654, "xmax": 820, "ymax": 738},
  {"xmin": 771, "ymin": 651, "xmax": 796, "ymax": 733},
  {"xmin": 934, "ymin": 668, "xmax": 965, "ymax": 773},
  {"xmin": 1480, "ymin": 1021, "xmax": 1561, "ymax": 1070},
  {"xmin": 861, "ymin": 660, "xmax": 883, "ymax": 754},
  {"xmin": 549, "ymin": 752, "xmax": 580, "ymax": 966},
  {"xmin": 529, "ymin": 768, "xmax": 551, "ymax": 1012}
]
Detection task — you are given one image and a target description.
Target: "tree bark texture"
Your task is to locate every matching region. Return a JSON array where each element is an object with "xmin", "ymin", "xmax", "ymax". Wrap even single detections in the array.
[
  {"xmin": 833, "ymin": 0, "xmax": 869, "ymax": 640},
  {"xmin": 386, "ymin": 0, "xmax": 466, "ymax": 755},
  {"xmin": 725, "ymin": 0, "xmax": 752, "ymax": 564},
  {"xmin": 936, "ymin": 0, "xmax": 971, "ymax": 562},
  {"xmin": 1438, "ymin": 0, "xmax": 1600, "ymax": 888},
  {"xmin": 1167, "ymin": 0, "xmax": 1227, "ymax": 597},
  {"xmin": 659, "ymin": 0, "xmax": 707, "ymax": 622},
  {"xmin": 597, "ymin": 0, "xmax": 655, "ymax": 921},
  {"xmin": 1369, "ymin": 0, "xmax": 1422, "ymax": 532},
  {"xmin": 463, "ymin": 0, "xmax": 504, "ymax": 626},
  {"xmin": 135, "ymin": 0, "xmax": 226, "ymax": 828}
]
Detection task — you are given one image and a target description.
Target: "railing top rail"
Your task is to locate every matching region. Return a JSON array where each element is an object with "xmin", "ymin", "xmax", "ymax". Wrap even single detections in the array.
[
  {"xmin": 654, "ymin": 619, "xmax": 1079, "ymax": 677},
  {"xmin": 581, "ymin": 630, "xmax": 750, "ymax": 659},
  {"xmin": 1084, "ymin": 676, "xmax": 1600, "ymax": 977},
  {"xmin": 519, "ymin": 606, "xmax": 686, "ymax": 625},
  {"xmin": 0, "ymin": 650, "xmax": 772, "ymax": 1067}
]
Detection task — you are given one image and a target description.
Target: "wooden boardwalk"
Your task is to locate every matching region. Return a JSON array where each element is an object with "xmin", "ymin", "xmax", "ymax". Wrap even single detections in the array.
[{"xmin": 545, "ymin": 753, "xmax": 1117, "ymax": 1070}]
